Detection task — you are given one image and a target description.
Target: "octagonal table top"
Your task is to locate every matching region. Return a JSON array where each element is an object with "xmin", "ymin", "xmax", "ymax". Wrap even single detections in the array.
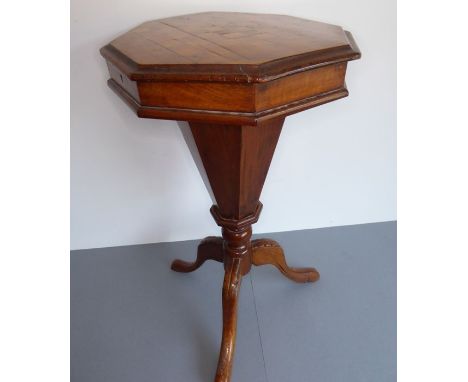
[
  {"xmin": 100, "ymin": 12, "xmax": 360, "ymax": 125},
  {"xmin": 101, "ymin": 12, "xmax": 360, "ymax": 83}
]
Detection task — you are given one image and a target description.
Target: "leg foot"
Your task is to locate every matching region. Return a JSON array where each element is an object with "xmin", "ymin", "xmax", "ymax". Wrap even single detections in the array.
[
  {"xmin": 171, "ymin": 236, "xmax": 223, "ymax": 273},
  {"xmin": 215, "ymin": 258, "xmax": 242, "ymax": 382},
  {"xmin": 251, "ymin": 239, "xmax": 320, "ymax": 283}
]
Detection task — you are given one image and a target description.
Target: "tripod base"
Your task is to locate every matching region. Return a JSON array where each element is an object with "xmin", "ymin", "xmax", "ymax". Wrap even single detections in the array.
[{"xmin": 171, "ymin": 236, "xmax": 319, "ymax": 382}]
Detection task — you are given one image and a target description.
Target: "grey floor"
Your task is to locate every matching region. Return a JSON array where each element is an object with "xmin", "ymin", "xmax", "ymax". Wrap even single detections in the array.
[{"xmin": 71, "ymin": 221, "xmax": 396, "ymax": 382}]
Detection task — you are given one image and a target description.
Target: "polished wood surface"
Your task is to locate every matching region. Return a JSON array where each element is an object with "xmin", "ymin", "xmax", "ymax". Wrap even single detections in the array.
[
  {"xmin": 216, "ymin": 257, "xmax": 242, "ymax": 382},
  {"xmin": 252, "ymin": 239, "xmax": 320, "ymax": 283},
  {"xmin": 123, "ymin": 61, "xmax": 346, "ymax": 113},
  {"xmin": 190, "ymin": 118, "xmax": 283, "ymax": 219},
  {"xmin": 101, "ymin": 12, "xmax": 359, "ymax": 82},
  {"xmin": 101, "ymin": 12, "xmax": 359, "ymax": 125},
  {"xmin": 101, "ymin": 12, "xmax": 360, "ymax": 382},
  {"xmin": 107, "ymin": 77, "xmax": 350, "ymax": 125},
  {"xmin": 174, "ymin": 117, "xmax": 319, "ymax": 380},
  {"xmin": 170, "ymin": 236, "xmax": 223, "ymax": 273}
]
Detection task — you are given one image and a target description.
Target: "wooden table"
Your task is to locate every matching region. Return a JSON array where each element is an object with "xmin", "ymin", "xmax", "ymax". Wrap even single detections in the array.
[{"xmin": 101, "ymin": 12, "xmax": 360, "ymax": 382}]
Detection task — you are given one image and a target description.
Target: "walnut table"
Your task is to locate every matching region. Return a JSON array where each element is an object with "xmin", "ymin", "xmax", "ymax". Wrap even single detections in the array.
[{"xmin": 101, "ymin": 12, "xmax": 360, "ymax": 382}]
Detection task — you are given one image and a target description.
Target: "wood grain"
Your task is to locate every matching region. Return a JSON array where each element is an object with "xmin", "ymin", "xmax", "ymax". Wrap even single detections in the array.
[
  {"xmin": 171, "ymin": 236, "xmax": 224, "ymax": 273},
  {"xmin": 189, "ymin": 118, "xmax": 284, "ymax": 219},
  {"xmin": 255, "ymin": 62, "xmax": 347, "ymax": 111},
  {"xmin": 215, "ymin": 257, "xmax": 242, "ymax": 382},
  {"xmin": 101, "ymin": 12, "xmax": 360, "ymax": 82},
  {"xmin": 102, "ymin": 13, "xmax": 360, "ymax": 123},
  {"xmin": 252, "ymin": 239, "xmax": 320, "ymax": 283},
  {"xmin": 138, "ymin": 81, "xmax": 254, "ymax": 112},
  {"xmin": 107, "ymin": 78, "xmax": 349, "ymax": 125}
]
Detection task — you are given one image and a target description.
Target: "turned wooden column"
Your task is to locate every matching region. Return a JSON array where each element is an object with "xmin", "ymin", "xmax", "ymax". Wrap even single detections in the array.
[{"xmin": 101, "ymin": 12, "xmax": 360, "ymax": 382}]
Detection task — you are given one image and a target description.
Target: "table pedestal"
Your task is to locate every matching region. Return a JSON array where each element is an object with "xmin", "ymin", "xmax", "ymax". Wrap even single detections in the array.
[{"xmin": 170, "ymin": 118, "xmax": 319, "ymax": 382}]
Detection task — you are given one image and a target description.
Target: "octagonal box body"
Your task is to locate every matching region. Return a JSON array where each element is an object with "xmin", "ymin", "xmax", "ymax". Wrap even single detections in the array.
[{"xmin": 100, "ymin": 12, "xmax": 360, "ymax": 125}]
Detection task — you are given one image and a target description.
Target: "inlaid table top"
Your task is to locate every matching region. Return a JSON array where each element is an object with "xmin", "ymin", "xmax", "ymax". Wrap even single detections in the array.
[{"xmin": 101, "ymin": 12, "xmax": 360, "ymax": 125}]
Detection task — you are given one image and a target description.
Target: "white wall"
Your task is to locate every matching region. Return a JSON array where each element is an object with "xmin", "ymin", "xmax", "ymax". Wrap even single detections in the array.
[{"xmin": 71, "ymin": 0, "xmax": 396, "ymax": 250}]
